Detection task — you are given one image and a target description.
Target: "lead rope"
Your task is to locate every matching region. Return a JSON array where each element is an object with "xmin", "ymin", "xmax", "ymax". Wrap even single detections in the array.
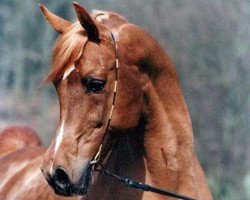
[
  {"xmin": 90, "ymin": 31, "xmax": 196, "ymax": 200},
  {"xmin": 96, "ymin": 164, "xmax": 196, "ymax": 200}
]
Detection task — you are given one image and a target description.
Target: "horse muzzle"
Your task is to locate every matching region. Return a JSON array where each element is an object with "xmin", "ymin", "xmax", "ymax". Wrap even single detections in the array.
[{"xmin": 41, "ymin": 162, "xmax": 93, "ymax": 196}]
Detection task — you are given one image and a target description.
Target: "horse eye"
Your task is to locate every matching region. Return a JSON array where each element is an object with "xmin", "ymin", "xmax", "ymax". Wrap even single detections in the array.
[{"xmin": 83, "ymin": 78, "xmax": 106, "ymax": 93}]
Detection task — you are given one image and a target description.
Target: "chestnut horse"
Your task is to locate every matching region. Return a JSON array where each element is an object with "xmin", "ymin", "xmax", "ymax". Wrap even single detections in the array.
[
  {"xmin": 0, "ymin": 2, "xmax": 212, "ymax": 200},
  {"xmin": 0, "ymin": 126, "xmax": 79, "ymax": 200},
  {"xmin": 0, "ymin": 126, "xmax": 41, "ymax": 158}
]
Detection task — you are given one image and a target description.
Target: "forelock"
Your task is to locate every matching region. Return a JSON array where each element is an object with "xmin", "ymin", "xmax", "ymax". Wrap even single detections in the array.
[{"xmin": 44, "ymin": 22, "xmax": 88, "ymax": 83}]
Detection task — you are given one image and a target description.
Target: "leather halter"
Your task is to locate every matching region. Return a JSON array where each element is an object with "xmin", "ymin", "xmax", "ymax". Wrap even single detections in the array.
[
  {"xmin": 90, "ymin": 32, "xmax": 196, "ymax": 200},
  {"xmin": 90, "ymin": 32, "xmax": 118, "ymax": 165}
]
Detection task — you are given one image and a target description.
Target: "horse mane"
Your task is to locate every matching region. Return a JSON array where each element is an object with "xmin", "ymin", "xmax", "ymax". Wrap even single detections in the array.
[{"xmin": 44, "ymin": 22, "xmax": 87, "ymax": 83}]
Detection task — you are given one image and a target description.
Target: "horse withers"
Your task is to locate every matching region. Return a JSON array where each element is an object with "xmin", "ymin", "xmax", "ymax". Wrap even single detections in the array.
[{"xmin": 0, "ymin": 2, "xmax": 213, "ymax": 200}]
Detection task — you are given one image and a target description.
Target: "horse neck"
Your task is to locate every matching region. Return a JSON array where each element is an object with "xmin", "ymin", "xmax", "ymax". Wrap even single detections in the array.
[
  {"xmin": 100, "ymin": 58, "xmax": 197, "ymax": 198},
  {"xmin": 139, "ymin": 37, "xmax": 197, "ymax": 194},
  {"xmin": 92, "ymin": 24, "xmax": 198, "ymax": 198}
]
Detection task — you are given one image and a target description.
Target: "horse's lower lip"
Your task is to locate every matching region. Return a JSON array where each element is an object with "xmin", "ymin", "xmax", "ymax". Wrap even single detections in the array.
[
  {"xmin": 53, "ymin": 184, "xmax": 89, "ymax": 197},
  {"xmin": 53, "ymin": 185, "xmax": 72, "ymax": 196}
]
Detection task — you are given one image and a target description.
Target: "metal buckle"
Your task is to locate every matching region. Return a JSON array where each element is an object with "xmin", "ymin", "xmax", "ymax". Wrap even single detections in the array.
[{"xmin": 90, "ymin": 144, "xmax": 103, "ymax": 164}]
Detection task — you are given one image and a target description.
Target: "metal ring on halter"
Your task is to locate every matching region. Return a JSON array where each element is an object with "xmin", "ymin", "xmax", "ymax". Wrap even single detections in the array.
[{"xmin": 90, "ymin": 31, "xmax": 119, "ymax": 165}]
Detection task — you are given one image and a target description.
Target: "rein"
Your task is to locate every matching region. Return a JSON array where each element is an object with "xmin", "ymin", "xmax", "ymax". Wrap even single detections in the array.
[{"xmin": 90, "ymin": 32, "xmax": 197, "ymax": 200}]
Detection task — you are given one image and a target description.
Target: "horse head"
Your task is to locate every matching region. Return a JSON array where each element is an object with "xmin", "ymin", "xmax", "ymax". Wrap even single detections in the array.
[{"xmin": 39, "ymin": 2, "xmax": 145, "ymax": 196}]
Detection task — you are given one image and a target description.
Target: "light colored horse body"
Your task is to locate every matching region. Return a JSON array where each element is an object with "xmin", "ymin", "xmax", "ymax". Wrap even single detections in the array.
[
  {"xmin": 0, "ymin": 126, "xmax": 41, "ymax": 158},
  {"xmin": 0, "ymin": 127, "xmax": 80, "ymax": 200},
  {"xmin": 0, "ymin": 3, "xmax": 212, "ymax": 200}
]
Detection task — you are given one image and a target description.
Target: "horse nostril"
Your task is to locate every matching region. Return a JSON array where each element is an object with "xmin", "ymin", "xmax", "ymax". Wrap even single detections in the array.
[{"xmin": 52, "ymin": 167, "xmax": 71, "ymax": 194}]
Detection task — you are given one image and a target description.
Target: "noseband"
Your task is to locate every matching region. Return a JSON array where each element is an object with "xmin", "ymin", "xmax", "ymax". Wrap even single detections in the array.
[{"xmin": 90, "ymin": 31, "xmax": 196, "ymax": 200}]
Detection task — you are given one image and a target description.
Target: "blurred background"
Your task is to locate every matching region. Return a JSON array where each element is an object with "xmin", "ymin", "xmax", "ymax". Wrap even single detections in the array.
[{"xmin": 0, "ymin": 0, "xmax": 249, "ymax": 199}]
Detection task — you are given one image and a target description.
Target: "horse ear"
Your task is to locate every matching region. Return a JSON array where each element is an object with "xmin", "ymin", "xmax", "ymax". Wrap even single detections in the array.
[
  {"xmin": 39, "ymin": 4, "xmax": 71, "ymax": 34},
  {"xmin": 73, "ymin": 2, "xmax": 100, "ymax": 43}
]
